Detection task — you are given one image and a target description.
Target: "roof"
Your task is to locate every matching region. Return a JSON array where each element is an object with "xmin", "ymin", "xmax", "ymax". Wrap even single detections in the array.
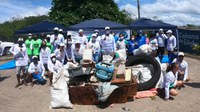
[
  {"xmin": 15, "ymin": 20, "xmax": 66, "ymax": 34},
  {"xmin": 68, "ymin": 18, "xmax": 129, "ymax": 30},
  {"xmin": 129, "ymin": 18, "xmax": 177, "ymax": 30}
]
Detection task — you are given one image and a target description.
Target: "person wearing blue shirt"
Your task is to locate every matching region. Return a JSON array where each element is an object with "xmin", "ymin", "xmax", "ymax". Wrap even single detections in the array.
[
  {"xmin": 128, "ymin": 34, "xmax": 137, "ymax": 56},
  {"xmin": 135, "ymin": 31, "xmax": 146, "ymax": 49}
]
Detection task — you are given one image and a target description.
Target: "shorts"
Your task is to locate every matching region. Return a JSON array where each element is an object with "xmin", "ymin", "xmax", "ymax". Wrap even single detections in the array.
[{"xmin": 16, "ymin": 66, "xmax": 26, "ymax": 75}]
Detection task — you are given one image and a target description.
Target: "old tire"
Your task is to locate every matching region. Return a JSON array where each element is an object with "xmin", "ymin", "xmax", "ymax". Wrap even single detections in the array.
[{"xmin": 125, "ymin": 55, "xmax": 161, "ymax": 91}]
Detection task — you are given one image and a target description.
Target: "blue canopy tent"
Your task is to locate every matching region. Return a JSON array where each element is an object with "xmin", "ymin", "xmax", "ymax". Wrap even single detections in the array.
[
  {"xmin": 129, "ymin": 18, "xmax": 177, "ymax": 30},
  {"xmin": 129, "ymin": 18, "xmax": 179, "ymax": 49},
  {"xmin": 68, "ymin": 18, "xmax": 129, "ymax": 30},
  {"xmin": 15, "ymin": 20, "xmax": 66, "ymax": 34}
]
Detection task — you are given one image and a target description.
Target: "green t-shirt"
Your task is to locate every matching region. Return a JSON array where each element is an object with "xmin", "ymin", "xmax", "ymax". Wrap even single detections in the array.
[
  {"xmin": 25, "ymin": 39, "xmax": 33, "ymax": 55},
  {"xmin": 32, "ymin": 39, "xmax": 42, "ymax": 56}
]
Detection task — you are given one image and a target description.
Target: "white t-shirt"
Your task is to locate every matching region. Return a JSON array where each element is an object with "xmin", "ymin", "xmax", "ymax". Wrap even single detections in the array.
[
  {"xmin": 167, "ymin": 35, "xmax": 176, "ymax": 51},
  {"xmin": 48, "ymin": 60, "xmax": 63, "ymax": 74},
  {"xmin": 10, "ymin": 44, "xmax": 28, "ymax": 66},
  {"xmin": 28, "ymin": 61, "xmax": 45, "ymax": 76},
  {"xmin": 50, "ymin": 34, "xmax": 65, "ymax": 49},
  {"xmin": 88, "ymin": 41, "xmax": 100, "ymax": 54},
  {"xmin": 39, "ymin": 47, "xmax": 51, "ymax": 64},
  {"xmin": 54, "ymin": 49, "xmax": 66, "ymax": 64},
  {"xmin": 172, "ymin": 58, "xmax": 188, "ymax": 81}
]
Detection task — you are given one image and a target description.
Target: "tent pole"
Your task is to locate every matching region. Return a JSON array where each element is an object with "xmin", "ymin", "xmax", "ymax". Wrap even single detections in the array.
[{"xmin": 176, "ymin": 29, "xmax": 179, "ymax": 50}]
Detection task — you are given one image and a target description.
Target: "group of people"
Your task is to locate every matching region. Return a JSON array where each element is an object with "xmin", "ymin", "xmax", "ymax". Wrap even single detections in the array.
[{"xmin": 10, "ymin": 26, "xmax": 190, "ymax": 101}]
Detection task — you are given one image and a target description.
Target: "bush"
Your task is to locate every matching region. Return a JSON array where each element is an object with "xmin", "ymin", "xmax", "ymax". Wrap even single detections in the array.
[{"xmin": 192, "ymin": 44, "xmax": 200, "ymax": 55}]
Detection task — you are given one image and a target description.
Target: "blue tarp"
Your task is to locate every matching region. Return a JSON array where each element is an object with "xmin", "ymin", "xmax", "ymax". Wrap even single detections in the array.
[
  {"xmin": 0, "ymin": 60, "xmax": 16, "ymax": 70},
  {"xmin": 68, "ymin": 18, "xmax": 129, "ymax": 30},
  {"xmin": 129, "ymin": 18, "xmax": 177, "ymax": 30},
  {"xmin": 15, "ymin": 20, "xmax": 66, "ymax": 34}
]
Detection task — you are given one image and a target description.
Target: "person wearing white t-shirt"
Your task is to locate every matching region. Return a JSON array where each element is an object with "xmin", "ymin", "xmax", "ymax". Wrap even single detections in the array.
[
  {"xmin": 166, "ymin": 30, "xmax": 176, "ymax": 56},
  {"xmin": 73, "ymin": 41, "xmax": 85, "ymax": 63},
  {"xmin": 75, "ymin": 29, "xmax": 88, "ymax": 48},
  {"xmin": 47, "ymin": 53, "xmax": 63, "ymax": 86},
  {"xmin": 172, "ymin": 52, "xmax": 190, "ymax": 85},
  {"xmin": 50, "ymin": 27, "xmax": 65, "ymax": 51},
  {"xmin": 39, "ymin": 40, "xmax": 51, "ymax": 71},
  {"xmin": 28, "ymin": 56, "xmax": 45, "ymax": 86},
  {"xmin": 88, "ymin": 34, "xmax": 101, "ymax": 63},
  {"xmin": 10, "ymin": 38, "xmax": 28, "ymax": 88},
  {"xmin": 54, "ymin": 43, "xmax": 66, "ymax": 64}
]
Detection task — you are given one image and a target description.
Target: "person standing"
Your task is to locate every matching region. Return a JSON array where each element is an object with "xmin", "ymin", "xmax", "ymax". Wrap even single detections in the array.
[
  {"xmin": 88, "ymin": 34, "xmax": 101, "ymax": 63},
  {"xmin": 10, "ymin": 38, "xmax": 28, "ymax": 88},
  {"xmin": 156, "ymin": 28, "xmax": 168, "ymax": 61},
  {"xmin": 54, "ymin": 43, "xmax": 66, "ymax": 64},
  {"xmin": 73, "ymin": 41, "xmax": 85, "ymax": 63},
  {"xmin": 39, "ymin": 40, "xmax": 51, "ymax": 72},
  {"xmin": 46, "ymin": 34, "xmax": 53, "ymax": 53},
  {"xmin": 166, "ymin": 30, "xmax": 176, "ymax": 57},
  {"xmin": 25, "ymin": 33, "xmax": 33, "ymax": 61},
  {"xmin": 65, "ymin": 38, "xmax": 76, "ymax": 63},
  {"xmin": 32, "ymin": 34, "xmax": 42, "ymax": 58},
  {"xmin": 127, "ymin": 34, "xmax": 137, "ymax": 56},
  {"xmin": 76, "ymin": 29, "xmax": 88, "ymax": 48},
  {"xmin": 50, "ymin": 27, "xmax": 65, "ymax": 51}
]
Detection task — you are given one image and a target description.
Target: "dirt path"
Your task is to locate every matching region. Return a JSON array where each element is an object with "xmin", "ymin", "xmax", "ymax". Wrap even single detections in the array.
[{"xmin": 0, "ymin": 57, "xmax": 200, "ymax": 112}]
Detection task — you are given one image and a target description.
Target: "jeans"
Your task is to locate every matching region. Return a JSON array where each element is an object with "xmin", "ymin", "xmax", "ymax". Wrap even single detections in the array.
[{"xmin": 93, "ymin": 53, "xmax": 99, "ymax": 63}]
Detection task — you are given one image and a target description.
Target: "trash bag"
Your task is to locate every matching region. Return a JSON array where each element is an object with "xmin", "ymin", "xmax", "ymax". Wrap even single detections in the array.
[
  {"xmin": 50, "ymin": 68, "xmax": 73, "ymax": 109},
  {"xmin": 133, "ymin": 44, "xmax": 152, "ymax": 55}
]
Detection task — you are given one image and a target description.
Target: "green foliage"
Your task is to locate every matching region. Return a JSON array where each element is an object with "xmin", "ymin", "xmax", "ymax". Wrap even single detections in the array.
[
  {"xmin": 49, "ymin": 0, "xmax": 133, "ymax": 26},
  {"xmin": 0, "ymin": 15, "xmax": 49, "ymax": 41},
  {"xmin": 192, "ymin": 44, "xmax": 200, "ymax": 55}
]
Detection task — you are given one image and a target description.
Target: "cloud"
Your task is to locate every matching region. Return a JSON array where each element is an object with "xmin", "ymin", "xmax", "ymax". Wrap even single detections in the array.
[
  {"xmin": 120, "ymin": 0, "xmax": 200, "ymax": 26},
  {"xmin": 0, "ymin": 0, "xmax": 50, "ymax": 23}
]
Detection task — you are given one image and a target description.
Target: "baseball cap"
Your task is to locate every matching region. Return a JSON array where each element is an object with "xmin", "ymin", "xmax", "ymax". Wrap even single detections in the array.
[
  {"xmin": 79, "ymin": 29, "xmax": 83, "ymax": 32},
  {"xmin": 166, "ymin": 30, "xmax": 172, "ymax": 34},
  {"xmin": 32, "ymin": 56, "xmax": 38, "ymax": 60},
  {"xmin": 28, "ymin": 33, "xmax": 32, "ymax": 36},
  {"xmin": 178, "ymin": 52, "xmax": 184, "ymax": 56},
  {"xmin": 105, "ymin": 27, "xmax": 110, "ymax": 30},
  {"xmin": 54, "ymin": 27, "xmax": 59, "ymax": 31}
]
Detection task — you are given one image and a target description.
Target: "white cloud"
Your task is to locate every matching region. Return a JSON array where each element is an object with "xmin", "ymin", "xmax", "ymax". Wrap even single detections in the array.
[
  {"xmin": 0, "ymin": 0, "xmax": 50, "ymax": 23},
  {"xmin": 120, "ymin": 0, "xmax": 200, "ymax": 26}
]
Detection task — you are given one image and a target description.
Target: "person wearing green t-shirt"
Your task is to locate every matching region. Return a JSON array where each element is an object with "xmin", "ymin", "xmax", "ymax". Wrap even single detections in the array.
[
  {"xmin": 46, "ymin": 34, "xmax": 53, "ymax": 53},
  {"xmin": 32, "ymin": 35, "xmax": 42, "ymax": 56},
  {"xmin": 25, "ymin": 33, "xmax": 33, "ymax": 60}
]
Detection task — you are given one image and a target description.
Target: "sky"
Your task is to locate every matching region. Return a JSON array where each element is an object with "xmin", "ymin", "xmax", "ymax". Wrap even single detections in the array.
[{"xmin": 0, "ymin": 0, "xmax": 200, "ymax": 26}]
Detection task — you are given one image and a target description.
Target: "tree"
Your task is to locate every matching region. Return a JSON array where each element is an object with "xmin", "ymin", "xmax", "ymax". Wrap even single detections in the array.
[
  {"xmin": 49, "ymin": 0, "xmax": 132, "ymax": 26},
  {"xmin": 0, "ymin": 15, "xmax": 49, "ymax": 41}
]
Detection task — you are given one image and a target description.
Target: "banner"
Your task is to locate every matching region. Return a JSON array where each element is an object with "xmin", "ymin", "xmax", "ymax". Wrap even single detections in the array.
[{"xmin": 178, "ymin": 29, "xmax": 200, "ymax": 54}]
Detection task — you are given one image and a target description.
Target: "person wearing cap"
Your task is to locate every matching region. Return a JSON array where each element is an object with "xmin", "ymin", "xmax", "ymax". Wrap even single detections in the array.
[
  {"xmin": 65, "ymin": 38, "xmax": 76, "ymax": 63},
  {"xmin": 76, "ymin": 29, "xmax": 88, "ymax": 48},
  {"xmin": 166, "ymin": 30, "xmax": 176, "ymax": 57},
  {"xmin": 156, "ymin": 28, "xmax": 168, "ymax": 61},
  {"xmin": 48, "ymin": 53, "xmax": 63, "ymax": 86},
  {"xmin": 46, "ymin": 34, "xmax": 53, "ymax": 53},
  {"xmin": 39, "ymin": 40, "xmax": 51, "ymax": 71},
  {"xmin": 134, "ymin": 30, "xmax": 146, "ymax": 50},
  {"xmin": 28, "ymin": 56, "xmax": 45, "ymax": 86},
  {"xmin": 50, "ymin": 27, "xmax": 65, "ymax": 51},
  {"xmin": 88, "ymin": 33, "xmax": 101, "ymax": 63},
  {"xmin": 73, "ymin": 40, "xmax": 85, "ymax": 63},
  {"xmin": 10, "ymin": 38, "xmax": 29, "ymax": 88},
  {"xmin": 172, "ymin": 52, "xmax": 190, "ymax": 85},
  {"xmin": 25, "ymin": 33, "xmax": 33, "ymax": 61},
  {"xmin": 32, "ymin": 34, "xmax": 42, "ymax": 57},
  {"xmin": 54, "ymin": 43, "xmax": 66, "ymax": 64},
  {"xmin": 100, "ymin": 27, "xmax": 116, "ymax": 60}
]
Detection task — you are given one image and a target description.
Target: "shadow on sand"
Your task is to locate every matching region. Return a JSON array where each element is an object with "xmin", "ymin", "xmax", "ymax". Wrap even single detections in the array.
[
  {"xmin": 0, "ymin": 75, "xmax": 11, "ymax": 82},
  {"xmin": 185, "ymin": 82, "xmax": 200, "ymax": 88}
]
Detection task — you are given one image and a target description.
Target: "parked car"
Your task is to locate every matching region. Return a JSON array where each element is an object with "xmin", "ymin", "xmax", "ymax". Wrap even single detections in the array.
[{"xmin": 0, "ymin": 41, "xmax": 14, "ymax": 56}]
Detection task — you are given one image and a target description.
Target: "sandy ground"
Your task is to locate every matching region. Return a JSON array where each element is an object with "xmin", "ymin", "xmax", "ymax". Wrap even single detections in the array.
[{"xmin": 0, "ymin": 57, "xmax": 200, "ymax": 112}]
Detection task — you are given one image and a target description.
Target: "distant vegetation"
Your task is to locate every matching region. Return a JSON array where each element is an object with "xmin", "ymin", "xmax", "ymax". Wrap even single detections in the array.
[{"xmin": 0, "ymin": 15, "xmax": 49, "ymax": 41}]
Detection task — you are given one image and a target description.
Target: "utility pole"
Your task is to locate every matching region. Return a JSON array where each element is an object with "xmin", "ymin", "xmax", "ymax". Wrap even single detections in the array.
[{"xmin": 137, "ymin": 0, "xmax": 141, "ymax": 19}]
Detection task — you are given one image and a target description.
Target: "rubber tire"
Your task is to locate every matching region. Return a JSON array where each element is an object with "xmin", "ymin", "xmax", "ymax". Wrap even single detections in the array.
[{"xmin": 125, "ymin": 55, "xmax": 161, "ymax": 91}]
